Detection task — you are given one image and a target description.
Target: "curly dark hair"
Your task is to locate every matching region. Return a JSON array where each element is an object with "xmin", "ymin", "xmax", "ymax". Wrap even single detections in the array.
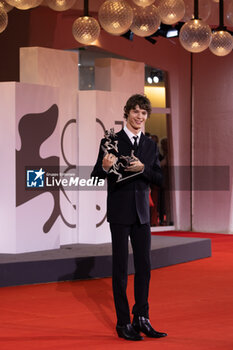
[{"xmin": 123, "ymin": 94, "xmax": 152, "ymax": 119}]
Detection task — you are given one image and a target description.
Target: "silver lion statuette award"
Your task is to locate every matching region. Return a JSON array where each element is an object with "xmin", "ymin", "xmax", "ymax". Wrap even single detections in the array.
[{"xmin": 102, "ymin": 128, "xmax": 143, "ymax": 182}]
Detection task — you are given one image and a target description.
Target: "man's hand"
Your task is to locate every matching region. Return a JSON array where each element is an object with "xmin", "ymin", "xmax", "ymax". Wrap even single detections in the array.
[
  {"xmin": 125, "ymin": 160, "xmax": 144, "ymax": 173},
  {"xmin": 102, "ymin": 153, "xmax": 117, "ymax": 172}
]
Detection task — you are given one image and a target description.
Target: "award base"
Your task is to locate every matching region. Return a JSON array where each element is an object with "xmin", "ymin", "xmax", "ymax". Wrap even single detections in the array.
[{"xmin": 116, "ymin": 170, "xmax": 143, "ymax": 183}]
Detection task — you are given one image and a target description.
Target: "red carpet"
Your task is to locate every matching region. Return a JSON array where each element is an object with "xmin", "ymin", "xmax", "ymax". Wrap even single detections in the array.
[{"xmin": 1, "ymin": 232, "xmax": 233, "ymax": 350}]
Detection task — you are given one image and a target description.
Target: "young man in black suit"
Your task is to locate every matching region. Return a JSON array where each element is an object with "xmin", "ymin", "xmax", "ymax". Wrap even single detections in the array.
[{"xmin": 91, "ymin": 94, "xmax": 167, "ymax": 341}]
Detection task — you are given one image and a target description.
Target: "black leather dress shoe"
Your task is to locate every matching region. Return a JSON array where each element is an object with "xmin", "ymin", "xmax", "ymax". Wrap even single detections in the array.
[
  {"xmin": 132, "ymin": 316, "xmax": 167, "ymax": 338},
  {"xmin": 116, "ymin": 324, "xmax": 143, "ymax": 341}
]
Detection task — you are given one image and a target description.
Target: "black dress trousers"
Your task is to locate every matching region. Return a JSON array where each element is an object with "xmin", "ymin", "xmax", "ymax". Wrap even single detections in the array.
[{"xmin": 110, "ymin": 221, "xmax": 151, "ymax": 326}]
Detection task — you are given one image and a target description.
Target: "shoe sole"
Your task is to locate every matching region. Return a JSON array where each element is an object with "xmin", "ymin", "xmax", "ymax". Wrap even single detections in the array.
[{"xmin": 116, "ymin": 330, "xmax": 143, "ymax": 341}]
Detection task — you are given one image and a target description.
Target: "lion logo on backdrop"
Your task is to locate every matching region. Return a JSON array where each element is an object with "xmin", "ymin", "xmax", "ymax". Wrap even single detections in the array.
[
  {"xmin": 16, "ymin": 104, "xmax": 60, "ymax": 233},
  {"xmin": 16, "ymin": 104, "xmax": 77, "ymax": 233}
]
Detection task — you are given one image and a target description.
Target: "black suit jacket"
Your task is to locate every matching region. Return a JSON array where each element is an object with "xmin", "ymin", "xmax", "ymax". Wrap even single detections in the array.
[{"xmin": 91, "ymin": 129, "xmax": 162, "ymax": 225}]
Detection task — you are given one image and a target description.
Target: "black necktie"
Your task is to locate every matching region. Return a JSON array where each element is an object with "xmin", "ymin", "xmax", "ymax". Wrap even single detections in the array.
[{"xmin": 133, "ymin": 136, "xmax": 138, "ymax": 154}]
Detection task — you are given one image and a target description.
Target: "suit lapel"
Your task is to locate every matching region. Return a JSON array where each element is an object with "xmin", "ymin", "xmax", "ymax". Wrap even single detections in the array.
[{"xmin": 117, "ymin": 129, "xmax": 132, "ymax": 148}]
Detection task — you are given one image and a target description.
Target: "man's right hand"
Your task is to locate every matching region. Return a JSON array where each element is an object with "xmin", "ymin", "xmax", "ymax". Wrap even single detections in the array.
[{"xmin": 102, "ymin": 153, "xmax": 117, "ymax": 172}]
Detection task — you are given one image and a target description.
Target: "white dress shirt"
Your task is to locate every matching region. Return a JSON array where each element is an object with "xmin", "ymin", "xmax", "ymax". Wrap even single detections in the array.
[{"xmin": 123, "ymin": 125, "xmax": 141, "ymax": 145}]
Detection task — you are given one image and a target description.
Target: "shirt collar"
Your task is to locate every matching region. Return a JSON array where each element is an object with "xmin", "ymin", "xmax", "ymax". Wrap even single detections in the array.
[{"xmin": 124, "ymin": 125, "xmax": 142, "ymax": 144}]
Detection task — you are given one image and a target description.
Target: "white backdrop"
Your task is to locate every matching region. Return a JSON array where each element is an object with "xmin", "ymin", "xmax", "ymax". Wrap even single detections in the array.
[{"xmin": 0, "ymin": 47, "xmax": 144, "ymax": 252}]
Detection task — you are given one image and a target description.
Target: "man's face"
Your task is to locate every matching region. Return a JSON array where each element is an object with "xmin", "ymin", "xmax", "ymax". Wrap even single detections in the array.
[{"xmin": 126, "ymin": 105, "xmax": 148, "ymax": 133}]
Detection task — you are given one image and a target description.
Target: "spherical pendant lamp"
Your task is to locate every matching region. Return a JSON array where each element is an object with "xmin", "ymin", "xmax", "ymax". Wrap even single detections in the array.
[
  {"xmin": 209, "ymin": 30, "xmax": 233, "ymax": 56},
  {"xmin": 179, "ymin": 18, "xmax": 212, "ymax": 52},
  {"xmin": 157, "ymin": 0, "xmax": 185, "ymax": 25},
  {"xmin": 98, "ymin": 0, "xmax": 133, "ymax": 36},
  {"xmin": 0, "ymin": 1, "xmax": 13, "ymax": 12},
  {"xmin": 46, "ymin": 0, "xmax": 76, "ymax": 11},
  {"xmin": 72, "ymin": 16, "xmax": 100, "ymax": 45},
  {"xmin": 130, "ymin": 4, "xmax": 160, "ymax": 37},
  {"xmin": 0, "ymin": 7, "xmax": 8, "ymax": 33},
  {"xmin": 132, "ymin": 0, "xmax": 155, "ymax": 7},
  {"xmin": 5, "ymin": 0, "xmax": 43, "ymax": 9},
  {"xmin": 72, "ymin": 0, "xmax": 100, "ymax": 45},
  {"xmin": 209, "ymin": 0, "xmax": 233, "ymax": 56},
  {"xmin": 182, "ymin": 0, "xmax": 211, "ymax": 22}
]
